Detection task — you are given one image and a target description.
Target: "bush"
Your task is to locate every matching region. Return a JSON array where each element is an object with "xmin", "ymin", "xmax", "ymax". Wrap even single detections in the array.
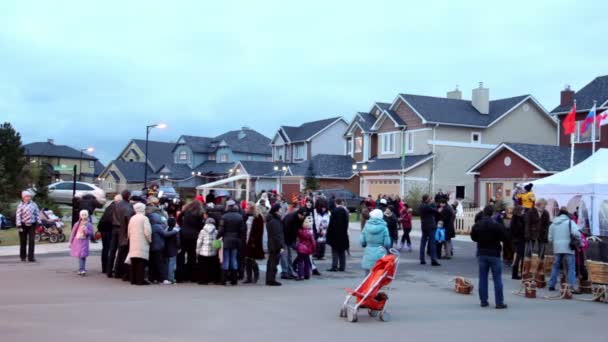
[{"xmin": 405, "ymin": 185, "xmax": 424, "ymax": 216}]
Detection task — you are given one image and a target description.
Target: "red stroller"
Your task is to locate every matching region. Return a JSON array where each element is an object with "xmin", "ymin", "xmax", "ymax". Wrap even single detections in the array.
[{"xmin": 340, "ymin": 249, "xmax": 400, "ymax": 322}]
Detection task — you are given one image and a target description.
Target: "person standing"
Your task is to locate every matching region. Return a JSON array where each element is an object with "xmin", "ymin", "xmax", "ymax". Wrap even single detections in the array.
[
  {"xmin": 196, "ymin": 218, "xmax": 221, "ymax": 285},
  {"xmin": 440, "ymin": 201, "xmax": 456, "ymax": 259},
  {"xmin": 243, "ymin": 201, "xmax": 266, "ymax": 284},
  {"xmin": 217, "ymin": 200, "xmax": 246, "ymax": 286},
  {"xmin": 295, "ymin": 216, "xmax": 316, "ymax": 280},
  {"xmin": 176, "ymin": 200, "xmax": 205, "ymax": 283},
  {"xmin": 266, "ymin": 204, "xmax": 284, "ymax": 286},
  {"xmin": 69, "ymin": 210, "xmax": 94, "ymax": 276},
  {"xmin": 419, "ymin": 194, "xmax": 441, "ymax": 266},
  {"xmin": 471, "ymin": 205, "xmax": 508, "ymax": 309},
  {"xmin": 205, "ymin": 190, "xmax": 216, "ymax": 206},
  {"xmin": 383, "ymin": 206, "xmax": 398, "ymax": 247},
  {"xmin": 107, "ymin": 190, "xmax": 134, "ymax": 279},
  {"xmin": 147, "ymin": 209, "xmax": 177, "ymax": 284},
  {"xmin": 280, "ymin": 208, "xmax": 305, "ymax": 279},
  {"xmin": 326, "ymin": 199, "xmax": 350, "ymax": 272},
  {"xmin": 164, "ymin": 217, "xmax": 180, "ymax": 284},
  {"xmin": 127, "ymin": 203, "xmax": 152, "ymax": 286},
  {"xmin": 510, "ymin": 206, "xmax": 526, "ymax": 280},
  {"xmin": 313, "ymin": 200, "xmax": 330, "ymax": 260},
  {"xmin": 547, "ymin": 207, "xmax": 581, "ymax": 293},
  {"xmin": 523, "ymin": 198, "xmax": 550, "ymax": 277},
  {"xmin": 399, "ymin": 206, "xmax": 413, "ymax": 252},
  {"xmin": 97, "ymin": 195, "xmax": 121, "ymax": 274},
  {"xmin": 15, "ymin": 190, "xmax": 41, "ymax": 262},
  {"xmin": 360, "ymin": 209, "xmax": 392, "ymax": 273}
]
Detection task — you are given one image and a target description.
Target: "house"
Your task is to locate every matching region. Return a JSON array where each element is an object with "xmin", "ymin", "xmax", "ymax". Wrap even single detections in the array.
[
  {"xmin": 271, "ymin": 117, "xmax": 348, "ymax": 162},
  {"xmin": 345, "ymin": 83, "xmax": 557, "ymax": 202},
  {"xmin": 551, "ymin": 76, "xmax": 608, "ymax": 151},
  {"xmin": 98, "ymin": 127, "xmax": 272, "ymax": 195},
  {"xmin": 24, "ymin": 139, "xmax": 105, "ymax": 183},
  {"xmin": 466, "ymin": 143, "xmax": 592, "ymax": 206}
]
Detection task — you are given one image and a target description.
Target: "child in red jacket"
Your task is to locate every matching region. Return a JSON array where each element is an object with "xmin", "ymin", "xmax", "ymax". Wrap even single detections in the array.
[
  {"xmin": 399, "ymin": 206, "xmax": 413, "ymax": 252},
  {"xmin": 296, "ymin": 216, "xmax": 316, "ymax": 280}
]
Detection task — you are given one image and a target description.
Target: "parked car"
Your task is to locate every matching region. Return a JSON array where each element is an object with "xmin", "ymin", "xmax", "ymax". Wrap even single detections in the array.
[
  {"xmin": 48, "ymin": 181, "xmax": 107, "ymax": 205},
  {"xmin": 315, "ymin": 189, "xmax": 365, "ymax": 212},
  {"xmin": 0, "ymin": 214, "xmax": 13, "ymax": 230}
]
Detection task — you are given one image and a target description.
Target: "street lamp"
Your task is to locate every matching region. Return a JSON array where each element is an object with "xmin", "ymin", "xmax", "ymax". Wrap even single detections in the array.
[
  {"xmin": 79, "ymin": 147, "xmax": 95, "ymax": 181},
  {"xmin": 144, "ymin": 123, "xmax": 167, "ymax": 189},
  {"xmin": 273, "ymin": 164, "xmax": 288, "ymax": 193}
]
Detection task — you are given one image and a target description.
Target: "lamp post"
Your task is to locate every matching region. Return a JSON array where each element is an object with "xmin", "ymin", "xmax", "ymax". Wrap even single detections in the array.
[
  {"xmin": 79, "ymin": 147, "xmax": 95, "ymax": 181},
  {"xmin": 273, "ymin": 164, "xmax": 287, "ymax": 193},
  {"xmin": 352, "ymin": 163, "xmax": 367, "ymax": 196},
  {"xmin": 144, "ymin": 123, "xmax": 167, "ymax": 190}
]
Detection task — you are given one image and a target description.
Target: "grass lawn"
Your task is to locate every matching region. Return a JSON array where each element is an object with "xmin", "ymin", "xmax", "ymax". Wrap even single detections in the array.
[{"xmin": 0, "ymin": 223, "xmax": 73, "ymax": 247}]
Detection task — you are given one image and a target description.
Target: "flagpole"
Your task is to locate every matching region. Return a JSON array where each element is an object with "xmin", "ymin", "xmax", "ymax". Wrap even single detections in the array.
[
  {"xmin": 570, "ymin": 99, "xmax": 576, "ymax": 168},
  {"xmin": 592, "ymin": 100, "xmax": 597, "ymax": 153}
]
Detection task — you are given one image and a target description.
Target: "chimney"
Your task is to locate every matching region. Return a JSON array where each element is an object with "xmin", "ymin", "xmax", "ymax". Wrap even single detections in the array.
[
  {"xmin": 560, "ymin": 85, "xmax": 575, "ymax": 107},
  {"xmin": 47, "ymin": 139, "xmax": 55, "ymax": 145},
  {"xmin": 472, "ymin": 82, "xmax": 489, "ymax": 114},
  {"xmin": 447, "ymin": 85, "xmax": 462, "ymax": 100}
]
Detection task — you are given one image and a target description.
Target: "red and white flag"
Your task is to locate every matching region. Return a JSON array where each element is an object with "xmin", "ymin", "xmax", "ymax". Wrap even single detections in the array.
[{"xmin": 598, "ymin": 110, "xmax": 608, "ymax": 127}]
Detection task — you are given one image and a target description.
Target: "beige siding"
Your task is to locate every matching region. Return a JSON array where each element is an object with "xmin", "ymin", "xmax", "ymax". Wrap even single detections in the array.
[
  {"xmin": 432, "ymin": 145, "xmax": 488, "ymax": 202},
  {"xmin": 485, "ymin": 100, "xmax": 556, "ymax": 145},
  {"xmin": 310, "ymin": 120, "xmax": 348, "ymax": 157},
  {"xmin": 121, "ymin": 142, "xmax": 145, "ymax": 162},
  {"xmin": 404, "ymin": 159, "xmax": 432, "ymax": 195},
  {"xmin": 406, "ymin": 129, "xmax": 433, "ymax": 155}
]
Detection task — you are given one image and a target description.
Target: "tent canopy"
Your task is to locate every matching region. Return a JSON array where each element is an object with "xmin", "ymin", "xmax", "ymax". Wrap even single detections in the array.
[{"xmin": 196, "ymin": 174, "xmax": 251, "ymax": 203}]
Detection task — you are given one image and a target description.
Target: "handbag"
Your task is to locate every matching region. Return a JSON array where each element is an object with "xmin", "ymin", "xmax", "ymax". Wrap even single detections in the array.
[{"xmin": 568, "ymin": 220, "xmax": 578, "ymax": 251}]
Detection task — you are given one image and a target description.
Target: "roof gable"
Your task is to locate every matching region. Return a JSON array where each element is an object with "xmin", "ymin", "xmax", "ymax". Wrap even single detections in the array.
[
  {"xmin": 551, "ymin": 75, "xmax": 608, "ymax": 113},
  {"xmin": 280, "ymin": 117, "xmax": 344, "ymax": 142},
  {"xmin": 24, "ymin": 142, "xmax": 96, "ymax": 161}
]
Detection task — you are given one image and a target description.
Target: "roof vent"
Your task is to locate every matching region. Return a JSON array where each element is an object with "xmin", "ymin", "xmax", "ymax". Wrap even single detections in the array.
[{"xmin": 47, "ymin": 139, "xmax": 55, "ymax": 145}]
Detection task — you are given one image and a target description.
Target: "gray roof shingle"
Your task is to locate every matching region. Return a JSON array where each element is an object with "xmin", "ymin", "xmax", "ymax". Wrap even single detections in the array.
[
  {"xmin": 400, "ymin": 94, "xmax": 529, "ymax": 127},
  {"xmin": 551, "ymin": 75, "xmax": 608, "ymax": 113},
  {"xmin": 281, "ymin": 117, "xmax": 342, "ymax": 142},
  {"xmin": 290, "ymin": 154, "xmax": 355, "ymax": 179},
  {"xmin": 239, "ymin": 161, "xmax": 279, "ymax": 177},
  {"xmin": 363, "ymin": 154, "xmax": 433, "ymax": 172},
  {"xmin": 131, "ymin": 139, "xmax": 176, "ymax": 171},
  {"xmin": 194, "ymin": 160, "xmax": 234, "ymax": 175},
  {"xmin": 213, "ymin": 129, "xmax": 271, "ymax": 155},
  {"xmin": 179, "ymin": 136, "xmax": 214, "ymax": 153},
  {"xmin": 502, "ymin": 143, "xmax": 592, "ymax": 172},
  {"xmin": 112, "ymin": 160, "xmax": 154, "ymax": 183},
  {"xmin": 385, "ymin": 109, "xmax": 406, "ymax": 126},
  {"xmin": 24, "ymin": 142, "xmax": 96, "ymax": 160}
]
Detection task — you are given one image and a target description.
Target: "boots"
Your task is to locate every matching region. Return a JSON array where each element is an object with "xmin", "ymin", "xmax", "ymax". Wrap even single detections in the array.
[
  {"xmin": 220, "ymin": 270, "xmax": 228, "ymax": 286},
  {"xmin": 230, "ymin": 270, "xmax": 238, "ymax": 286},
  {"xmin": 253, "ymin": 262, "xmax": 259, "ymax": 284},
  {"xmin": 522, "ymin": 258, "xmax": 533, "ymax": 281},
  {"xmin": 244, "ymin": 263, "xmax": 253, "ymax": 284},
  {"xmin": 535, "ymin": 261, "xmax": 546, "ymax": 288}
]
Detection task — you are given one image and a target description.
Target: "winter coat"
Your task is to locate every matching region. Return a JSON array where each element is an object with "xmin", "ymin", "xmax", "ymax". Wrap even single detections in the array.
[
  {"xmin": 127, "ymin": 205, "xmax": 152, "ymax": 260},
  {"xmin": 548, "ymin": 214, "xmax": 581, "ymax": 255},
  {"xmin": 179, "ymin": 211, "xmax": 204, "ymax": 241},
  {"xmin": 245, "ymin": 214, "xmax": 265, "ymax": 260},
  {"xmin": 525, "ymin": 208, "xmax": 551, "ymax": 242},
  {"xmin": 441, "ymin": 204, "xmax": 456, "ymax": 239},
  {"xmin": 148, "ymin": 212, "xmax": 178, "ymax": 252},
  {"xmin": 399, "ymin": 209, "xmax": 412, "ymax": 231},
  {"xmin": 113, "ymin": 200, "xmax": 134, "ymax": 246},
  {"xmin": 69, "ymin": 221, "xmax": 93, "ymax": 258},
  {"xmin": 314, "ymin": 210, "xmax": 330, "ymax": 237},
  {"xmin": 360, "ymin": 217, "xmax": 391, "ymax": 270},
  {"xmin": 266, "ymin": 213, "xmax": 285, "ymax": 253},
  {"xmin": 419, "ymin": 203, "xmax": 439, "ymax": 233},
  {"xmin": 326, "ymin": 206, "xmax": 350, "ymax": 252},
  {"xmin": 510, "ymin": 214, "xmax": 525, "ymax": 243},
  {"xmin": 218, "ymin": 207, "xmax": 246, "ymax": 250},
  {"xmin": 97, "ymin": 202, "xmax": 116, "ymax": 233},
  {"xmin": 383, "ymin": 213, "xmax": 398, "ymax": 242},
  {"xmin": 296, "ymin": 228, "xmax": 316, "ymax": 255},
  {"xmin": 283, "ymin": 211, "xmax": 302, "ymax": 246},
  {"xmin": 165, "ymin": 226, "xmax": 181, "ymax": 258},
  {"xmin": 196, "ymin": 223, "xmax": 218, "ymax": 257},
  {"xmin": 471, "ymin": 217, "xmax": 507, "ymax": 257}
]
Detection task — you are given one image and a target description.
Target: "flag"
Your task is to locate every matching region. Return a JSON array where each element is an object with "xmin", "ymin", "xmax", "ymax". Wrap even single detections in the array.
[
  {"xmin": 580, "ymin": 104, "xmax": 596, "ymax": 134},
  {"xmin": 598, "ymin": 110, "xmax": 608, "ymax": 127},
  {"xmin": 562, "ymin": 103, "xmax": 577, "ymax": 135}
]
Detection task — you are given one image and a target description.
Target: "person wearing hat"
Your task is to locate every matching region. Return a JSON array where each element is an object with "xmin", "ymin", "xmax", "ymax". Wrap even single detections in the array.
[
  {"xmin": 196, "ymin": 217, "xmax": 221, "ymax": 285},
  {"xmin": 360, "ymin": 209, "xmax": 392, "ymax": 273},
  {"xmin": 217, "ymin": 199, "xmax": 246, "ymax": 285},
  {"xmin": 15, "ymin": 190, "xmax": 42, "ymax": 262},
  {"xmin": 265, "ymin": 204, "xmax": 284, "ymax": 286},
  {"xmin": 517, "ymin": 183, "xmax": 536, "ymax": 211}
]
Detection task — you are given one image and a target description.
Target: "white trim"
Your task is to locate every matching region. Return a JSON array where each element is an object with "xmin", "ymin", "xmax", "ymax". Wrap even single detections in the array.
[
  {"xmin": 363, "ymin": 134, "xmax": 370, "ymax": 161},
  {"xmin": 304, "ymin": 117, "xmax": 348, "ymax": 142},
  {"xmin": 387, "ymin": 95, "xmax": 428, "ymax": 125},
  {"xmin": 354, "ymin": 136, "xmax": 363, "ymax": 153},
  {"xmin": 361, "ymin": 155, "xmax": 434, "ymax": 174},
  {"xmin": 344, "ymin": 120, "xmax": 365, "ymax": 137},
  {"xmin": 427, "ymin": 139, "xmax": 496, "ymax": 150},
  {"xmin": 278, "ymin": 128, "xmax": 292, "ymax": 143},
  {"xmin": 465, "ymin": 143, "xmax": 547, "ymax": 174},
  {"xmin": 404, "ymin": 176, "xmax": 429, "ymax": 182},
  {"xmin": 425, "ymin": 121, "xmax": 486, "ymax": 128},
  {"xmin": 532, "ymin": 170, "xmax": 558, "ymax": 174},
  {"xmin": 470, "ymin": 131, "xmax": 482, "ymax": 144},
  {"xmin": 405, "ymin": 128, "xmax": 432, "ymax": 133},
  {"xmin": 405, "ymin": 131, "xmax": 415, "ymax": 154},
  {"xmin": 379, "ymin": 132, "xmax": 396, "ymax": 155},
  {"xmin": 362, "ymin": 175, "xmax": 402, "ymax": 180}
]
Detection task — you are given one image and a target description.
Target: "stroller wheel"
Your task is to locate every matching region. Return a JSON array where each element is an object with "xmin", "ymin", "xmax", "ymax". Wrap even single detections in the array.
[
  {"xmin": 347, "ymin": 308, "xmax": 358, "ymax": 323},
  {"xmin": 58, "ymin": 233, "xmax": 66, "ymax": 243},
  {"xmin": 49, "ymin": 234, "xmax": 59, "ymax": 243},
  {"xmin": 34, "ymin": 234, "xmax": 41, "ymax": 243},
  {"xmin": 339, "ymin": 307, "xmax": 347, "ymax": 318},
  {"xmin": 368, "ymin": 309, "xmax": 379, "ymax": 317},
  {"xmin": 379, "ymin": 312, "xmax": 391, "ymax": 322}
]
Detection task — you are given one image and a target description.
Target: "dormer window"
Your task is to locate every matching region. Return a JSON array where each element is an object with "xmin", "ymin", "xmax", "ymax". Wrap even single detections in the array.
[
  {"xmin": 471, "ymin": 132, "xmax": 482, "ymax": 144},
  {"xmin": 178, "ymin": 150, "xmax": 189, "ymax": 161}
]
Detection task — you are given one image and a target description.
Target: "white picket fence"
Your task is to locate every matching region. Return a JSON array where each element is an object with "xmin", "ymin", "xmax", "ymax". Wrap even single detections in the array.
[{"xmin": 455, "ymin": 208, "xmax": 481, "ymax": 235}]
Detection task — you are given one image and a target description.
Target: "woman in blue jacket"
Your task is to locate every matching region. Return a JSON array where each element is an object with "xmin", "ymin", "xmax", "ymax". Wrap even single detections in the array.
[{"xmin": 360, "ymin": 209, "xmax": 392, "ymax": 273}]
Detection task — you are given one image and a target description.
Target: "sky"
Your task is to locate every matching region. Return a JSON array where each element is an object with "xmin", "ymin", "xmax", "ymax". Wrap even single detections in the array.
[{"xmin": 1, "ymin": 0, "xmax": 607, "ymax": 164}]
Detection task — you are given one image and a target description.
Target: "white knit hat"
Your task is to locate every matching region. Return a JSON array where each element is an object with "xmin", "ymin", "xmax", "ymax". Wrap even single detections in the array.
[
  {"xmin": 21, "ymin": 190, "xmax": 32, "ymax": 198},
  {"xmin": 370, "ymin": 209, "xmax": 383, "ymax": 219}
]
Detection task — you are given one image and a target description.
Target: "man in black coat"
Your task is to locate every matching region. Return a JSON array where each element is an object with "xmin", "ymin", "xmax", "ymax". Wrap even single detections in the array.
[
  {"xmin": 280, "ymin": 207, "xmax": 305, "ymax": 279},
  {"xmin": 218, "ymin": 200, "xmax": 247, "ymax": 285},
  {"xmin": 326, "ymin": 199, "xmax": 350, "ymax": 272},
  {"xmin": 439, "ymin": 201, "xmax": 455, "ymax": 259},
  {"xmin": 510, "ymin": 207, "xmax": 526, "ymax": 279},
  {"xmin": 471, "ymin": 206, "xmax": 508, "ymax": 309},
  {"xmin": 97, "ymin": 196, "xmax": 119, "ymax": 274},
  {"xmin": 419, "ymin": 194, "xmax": 441, "ymax": 266},
  {"xmin": 265, "ymin": 204, "xmax": 284, "ymax": 286},
  {"xmin": 107, "ymin": 190, "xmax": 134, "ymax": 279}
]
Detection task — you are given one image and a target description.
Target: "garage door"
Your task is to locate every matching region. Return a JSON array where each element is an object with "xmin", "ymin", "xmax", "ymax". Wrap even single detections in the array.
[
  {"xmin": 282, "ymin": 184, "xmax": 301, "ymax": 203},
  {"xmin": 367, "ymin": 179, "xmax": 400, "ymax": 199}
]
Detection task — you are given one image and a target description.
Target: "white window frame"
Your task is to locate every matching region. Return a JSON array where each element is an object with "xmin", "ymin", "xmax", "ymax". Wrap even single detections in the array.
[
  {"xmin": 220, "ymin": 153, "xmax": 229, "ymax": 162},
  {"xmin": 346, "ymin": 139, "xmax": 353, "ymax": 155},
  {"xmin": 355, "ymin": 137, "xmax": 363, "ymax": 153},
  {"xmin": 178, "ymin": 150, "xmax": 189, "ymax": 162},
  {"xmin": 574, "ymin": 121, "xmax": 601, "ymax": 143},
  {"xmin": 405, "ymin": 132, "xmax": 414, "ymax": 154},
  {"xmin": 89, "ymin": 160, "xmax": 95, "ymax": 168},
  {"xmin": 295, "ymin": 144, "xmax": 305, "ymax": 160},
  {"xmin": 275, "ymin": 146, "xmax": 284, "ymax": 161},
  {"xmin": 471, "ymin": 132, "xmax": 482, "ymax": 144},
  {"xmin": 380, "ymin": 132, "xmax": 396, "ymax": 155}
]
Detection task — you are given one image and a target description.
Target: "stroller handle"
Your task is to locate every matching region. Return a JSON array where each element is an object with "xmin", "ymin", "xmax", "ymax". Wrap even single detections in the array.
[{"xmin": 389, "ymin": 248, "xmax": 400, "ymax": 256}]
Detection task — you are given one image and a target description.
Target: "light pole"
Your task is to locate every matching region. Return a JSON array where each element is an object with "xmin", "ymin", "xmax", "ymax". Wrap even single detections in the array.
[
  {"xmin": 79, "ymin": 147, "xmax": 95, "ymax": 181},
  {"xmin": 144, "ymin": 123, "xmax": 167, "ymax": 190},
  {"xmin": 352, "ymin": 163, "xmax": 367, "ymax": 196},
  {"xmin": 273, "ymin": 164, "xmax": 287, "ymax": 193}
]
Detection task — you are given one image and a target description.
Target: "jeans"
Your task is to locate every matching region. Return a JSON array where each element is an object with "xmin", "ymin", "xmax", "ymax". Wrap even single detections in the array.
[
  {"xmin": 78, "ymin": 257, "xmax": 87, "ymax": 272},
  {"xmin": 478, "ymin": 255, "xmax": 504, "ymax": 306},
  {"xmin": 419, "ymin": 229, "xmax": 438, "ymax": 263},
  {"xmin": 222, "ymin": 248, "xmax": 239, "ymax": 271},
  {"xmin": 280, "ymin": 243, "xmax": 296, "ymax": 277},
  {"xmin": 149, "ymin": 250, "xmax": 166, "ymax": 282},
  {"xmin": 166, "ymin": 256, "xmax": 176, "ymax": 282},
  {"xmin": 549, "ymin": 253, "xmax": 576, "ymax": 288},
  {"xmin": 331, "ymin": 248, "xmax": 346, "ymax": 271},
  {"xmin": 19, "ymin": 225, "xmax": 36, "ymax": 261},
  {"xmin": 512, "ymin": 240, "xmax": 525, "ymax": 278},
  {"xmin": 100, "ymin": 231, "xmax": 112, "ymax": 274}
]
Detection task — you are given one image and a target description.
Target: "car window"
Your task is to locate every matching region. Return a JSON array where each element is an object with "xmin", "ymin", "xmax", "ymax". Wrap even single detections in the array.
[
  {"xmin": 55, "ymin": 182, "xmax": 73, "ymax": 190},
  {"xmin": 76, "ymin": 183, "xmax": 94, "ymax": 191}
]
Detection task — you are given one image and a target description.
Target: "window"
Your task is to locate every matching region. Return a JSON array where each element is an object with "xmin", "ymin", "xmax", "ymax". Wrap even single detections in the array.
[
  {"xmin": 456, "ymin": 186, "xmax": 465, "ymax": 199},
  {"xmin": 107, "ymin": 182, "xmax": 114, "ymax": 190},
  {"xmin": 355, "ymin": 137, "xmax": 363, "ymax": 153},
  {"xmin": 295, "ymin": 144, "xmax": 305, "ymax": 160},
  {"xmin": 75, "ymin": 183, "xmax": 94, "ymax": 191},
  {"xmin": 247, "ymin": 155, "xmax": 252, "ymax": 161},
  {"xmin": 471, "ymin": 132, "xmax": 482, "ymax": 144},
  {"xmin": 209, "ymin": 154, "xmax": 216, "ymax": 161},
  {"xmin": 89, "ymin": 160, "xmax": 95, "ymax": 168},
  {"xmin": 346, "ymin": 139, "xmax": 353, "ymax": 155},
  {"xmin": 275, "ymin": 146, "xmax": 284, "ymax": 160},
  {"xmin": 574, "ymin": 121, "xmax": 601, "ymax": 143},
  {"xmin": 178, "ymin": 150, "xmax": 189, "ymax": 161},
  {"xmin": 220, "ymin": 153, "xmax": 229, "ymax": 162},
  {"xmin": 380, "ymin": 133, "xmax": 396, "ymax": 154},
  {"xmin": 405, "ymin": 132, "xmax": 414, "ymax": 153},
  {"xmin": 55, "ymin": 182, "xmax": 73, "ymax": 190}
]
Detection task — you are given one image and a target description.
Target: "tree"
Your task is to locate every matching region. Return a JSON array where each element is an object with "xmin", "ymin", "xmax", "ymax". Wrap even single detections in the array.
[
  {"xmin": 304, "ymin": 163, "xmax": 319, "ymax": 191},
  {"xmin": 0, "ymin": 122, "xmax": 27, "ymax": 216}
]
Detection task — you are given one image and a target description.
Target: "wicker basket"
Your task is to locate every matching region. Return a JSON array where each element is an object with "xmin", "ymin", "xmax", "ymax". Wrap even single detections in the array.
[
  {"xmin": 453, "ymin": 277, "xmax": 474, "ymax": 295},
  {"xmin": 544, "ymin": 255, "xmax": 554, "ymax": 276},
  {"xmin": 586, "ymin": 260, "xmax": 608, "ymax": 285}
]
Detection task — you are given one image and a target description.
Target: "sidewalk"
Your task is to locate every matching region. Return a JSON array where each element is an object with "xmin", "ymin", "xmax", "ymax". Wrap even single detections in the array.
[{"xmin": 0, "ymin": 241, "xmax": 102, "ymax": 257}]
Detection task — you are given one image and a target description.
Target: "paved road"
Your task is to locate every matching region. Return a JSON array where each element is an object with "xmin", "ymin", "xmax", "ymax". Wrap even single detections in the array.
[{"xmin": 0, "ymin": 226, "xmax": 604, "ymax": 342}]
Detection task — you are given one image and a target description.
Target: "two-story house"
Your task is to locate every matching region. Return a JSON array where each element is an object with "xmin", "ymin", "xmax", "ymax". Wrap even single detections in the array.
[
  {"xmin": 24, "ymin": 139, "xmax": 105, "ymax": 183},
  {"xmin": 346, "ymin": 83, "xmax": 558, "ymax": 203}
]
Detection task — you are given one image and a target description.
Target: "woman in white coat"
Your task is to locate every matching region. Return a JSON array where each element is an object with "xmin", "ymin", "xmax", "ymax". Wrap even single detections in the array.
[
  {"xmin": 127, "ymin": 202, "xmax": 152, "ymax": 285},
  {"xmin": 547, "ymin": 207, "xmax": 581, "ymax": 292}
]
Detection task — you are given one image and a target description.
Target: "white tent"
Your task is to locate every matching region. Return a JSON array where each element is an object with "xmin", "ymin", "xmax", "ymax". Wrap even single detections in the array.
[
  {"xmin": 533, "ymin": 148, "xmax": 608, "ymax": 236},
  {"xmin": 196, "ymin": 174, "xmax": 251, "ymax": 203}
]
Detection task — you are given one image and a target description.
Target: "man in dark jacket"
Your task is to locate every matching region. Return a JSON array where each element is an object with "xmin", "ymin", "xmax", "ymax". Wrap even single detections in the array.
[
  {"xmin": 107, "ymin": 190, "xmax": 134, "ymax": 279},
  {"xmin": 524, "ymin": 198, "xmax": 550, "ymax": 259},
  {"xmin": 419, "ymin": 194, "xmax": 441, "ymax": 266},
  {"xmin": 280, "ymin": 208, "xmax": 305, "ymax": 279},
  {"xmin": 97, "ymin": 196, "xmax": 119, "ymax": 274},
  {"xmin": 439, "ymin": 201, "xmax": 455, "ymax": 259},
  {"xmin": 218, "ymin": 200, "xmax": 247, "ymax": 285},
  {"xmin": 510, "ymin": 206, "xmax": 526, "ymax": 279},
  {"xmin": 326, "ymin": 199, "xmax": 350, "ymax": 272},
  {"xmin": 266, "ymin": 204, "xmax": 284, "ymax": 286},
  {"xmin": 471, "ymin": 205, "xmax": 508, "ymax": 309}
]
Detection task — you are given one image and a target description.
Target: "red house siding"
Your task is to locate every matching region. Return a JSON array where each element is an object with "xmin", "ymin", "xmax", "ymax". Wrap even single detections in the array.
[
  {"xmin": 477, "ymin": 149, "xmax": 539, "ymax": 179},
  {"xmin": 556, "ymin": 112, "xmax": 608, "ymax": 151},
  {"xmin": 394, "ymin": 100, "xmax": 425, "ymax": 129}
]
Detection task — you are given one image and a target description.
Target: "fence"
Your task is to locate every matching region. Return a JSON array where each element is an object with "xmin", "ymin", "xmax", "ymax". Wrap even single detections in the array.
[{"xmin": 455, "ymin": 207, "xmax": 481, "ymax": 235}]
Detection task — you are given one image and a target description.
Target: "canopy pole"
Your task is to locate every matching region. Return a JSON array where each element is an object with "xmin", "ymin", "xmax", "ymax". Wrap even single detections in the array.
[
  {"xmin": 245, "ymin": 176, "xmax": 250, "ymax": 204},
  {"xmin": 570, "ymin": 133, "xmax": 574, "ymax": 168}
]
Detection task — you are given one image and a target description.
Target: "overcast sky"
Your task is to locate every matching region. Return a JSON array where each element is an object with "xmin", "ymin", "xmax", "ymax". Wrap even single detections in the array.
[{"xmin": 1, "ymin": 0, "xmax": 606, "ymax": 163}]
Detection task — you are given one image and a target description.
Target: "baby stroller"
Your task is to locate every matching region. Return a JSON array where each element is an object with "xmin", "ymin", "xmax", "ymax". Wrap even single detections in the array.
[
  {"xmin": 35, "ymin": 224, "xmax": 66, "ymax": 243},
  {"xmin": 340, "ymin": 249, "xmax": 400, "ymax": 322}
]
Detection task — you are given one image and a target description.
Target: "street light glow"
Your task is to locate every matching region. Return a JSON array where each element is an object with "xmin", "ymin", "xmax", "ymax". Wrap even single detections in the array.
[
  {"xmin": 85, "ymin": 147, "xmax": 95, "ymax": 153},
  {"xmin": 156, "ymin": 123, "xmax": 167, "ymax": 129}
]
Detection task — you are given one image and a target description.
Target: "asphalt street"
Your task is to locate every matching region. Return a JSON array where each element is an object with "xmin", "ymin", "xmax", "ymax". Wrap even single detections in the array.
[{"xmin": 0, "ymin": 226, "xmax": 605, "ymax": 342}]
